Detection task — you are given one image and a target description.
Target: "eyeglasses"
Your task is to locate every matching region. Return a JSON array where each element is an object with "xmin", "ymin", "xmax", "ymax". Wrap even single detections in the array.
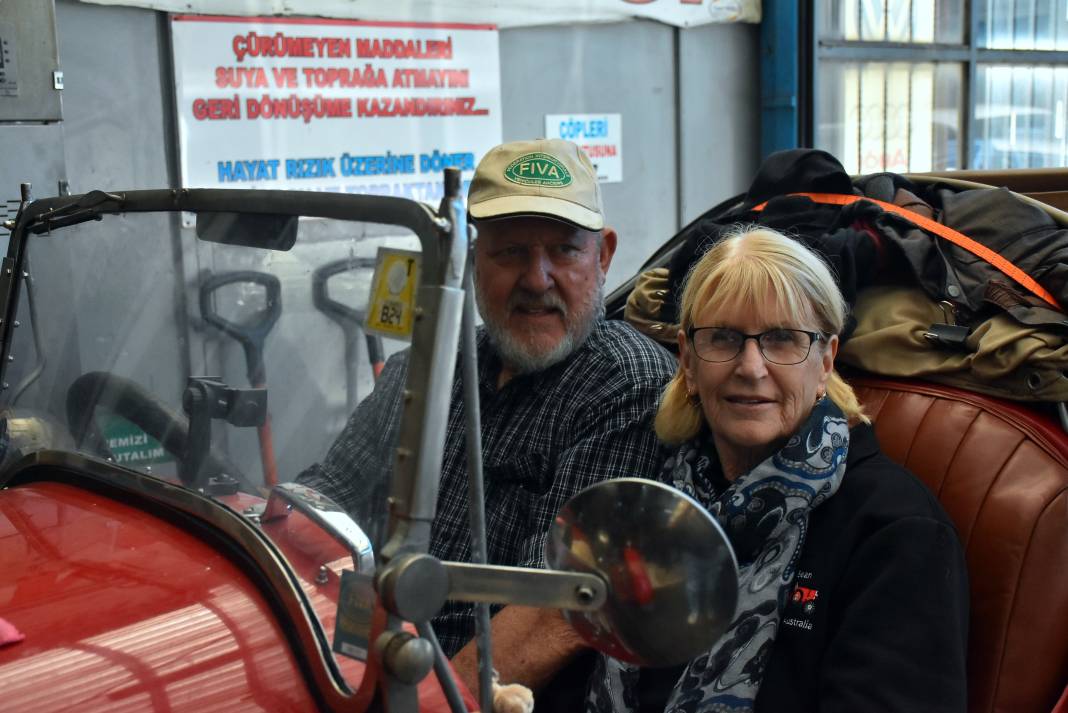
[{"xmin": 687, "ymin": 327, "xmax": 824, "ymax": 365}]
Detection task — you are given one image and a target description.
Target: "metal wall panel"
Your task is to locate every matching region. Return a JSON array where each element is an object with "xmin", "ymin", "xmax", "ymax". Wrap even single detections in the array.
[
  {"xmin": 0, "ymin": 0, "xmax": 62, "ymax": 122},
  {"xmin": 501, "ymin": 20, "xmax": 760, "ymax": 286},
  {"xmin": 499, "ymin": 21, "xmax": 679, "ymax": 290},
  {"xmin": 0, "ymin": 124, "xmax": 65, "ymax": 205},
  {"xmin": 56, "ymin": 0, "xmax": 172, "ymax": 192},
  {"xmin": 679, "ymin": 22, "xmax": 761, "ymax": 223},
  {"xmin": 7, "ymin": 1, "xmax": 188, "ymax": 452},
  {"xmin": 0, "ymin": 123, "xmax": 69, "ymax": 420}
]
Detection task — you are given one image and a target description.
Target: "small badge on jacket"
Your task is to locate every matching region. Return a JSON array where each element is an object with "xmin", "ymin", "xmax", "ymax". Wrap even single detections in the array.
[{"xmin": 782, "ymin": 572, "xmax": 818, "ymax": 631}]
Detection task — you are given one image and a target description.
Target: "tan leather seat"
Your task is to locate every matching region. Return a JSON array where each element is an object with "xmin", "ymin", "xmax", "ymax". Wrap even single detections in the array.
[{"xmin": 850, "ymin": 374, "xmax": 1068, "ymax": 713}]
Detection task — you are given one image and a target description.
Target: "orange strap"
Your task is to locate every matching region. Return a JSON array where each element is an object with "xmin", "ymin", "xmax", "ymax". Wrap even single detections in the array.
[{"xmin": 752, "ymin": 192, "xmax": 1061, "ymax": 310}]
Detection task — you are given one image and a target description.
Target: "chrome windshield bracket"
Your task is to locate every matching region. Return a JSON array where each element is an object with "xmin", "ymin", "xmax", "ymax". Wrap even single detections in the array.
[{"xmin": 263, "ymin": 482, "xmax": 375, "ymax": 573}]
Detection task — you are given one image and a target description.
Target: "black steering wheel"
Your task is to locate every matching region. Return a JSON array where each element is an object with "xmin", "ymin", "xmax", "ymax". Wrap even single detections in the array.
[{"xmin": 65, "ymin": 371, "xmax": 255, "ymax": 491}]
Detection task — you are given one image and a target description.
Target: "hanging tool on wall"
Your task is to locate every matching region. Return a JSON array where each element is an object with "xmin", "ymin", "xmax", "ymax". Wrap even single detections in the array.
[
  {"xmin": 199, "ymin": 271, "xmax": 282, "ymax": 489},
  {"xmin": 312, "ymin": 257, "xmax": 385, "ymax": 412}
]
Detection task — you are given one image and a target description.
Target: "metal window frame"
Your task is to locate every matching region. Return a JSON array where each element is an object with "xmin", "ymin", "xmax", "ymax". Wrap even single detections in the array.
[{"xmin": 782, "ymin": 0, "xmax": 1068, "ymax": 169}]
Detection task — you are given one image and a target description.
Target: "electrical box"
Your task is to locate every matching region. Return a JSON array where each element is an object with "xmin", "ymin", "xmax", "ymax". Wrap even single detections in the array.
[{"xmin": 0, "ymin": 0, "xmax": 62, "ymax": 122}]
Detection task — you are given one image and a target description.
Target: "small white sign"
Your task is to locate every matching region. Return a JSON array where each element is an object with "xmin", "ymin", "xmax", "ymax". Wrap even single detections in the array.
[{"xmin": 545, "ymin": 113, "xmax": 622, "ymax": 184}]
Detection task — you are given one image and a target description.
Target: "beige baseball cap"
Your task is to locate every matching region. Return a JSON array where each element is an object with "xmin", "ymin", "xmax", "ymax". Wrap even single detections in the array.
[{"xmin": 468, "ymin": 139, "xmax": 604, "ymax": 231}]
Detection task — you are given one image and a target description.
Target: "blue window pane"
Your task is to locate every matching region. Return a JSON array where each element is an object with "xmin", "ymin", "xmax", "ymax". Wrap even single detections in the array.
[
  {"xmin": 973, "ymin": 65, "xmax": 1068, "ymax": 168},
  {"xmin": 1033, "ymin": 0, "xmax": 1056, "ymax": 50},
  {"xmin": 819, "ymin": 0, "xmax": 963, "ymax": 43},
  {"xmin": 978, "ymin": 0, "xmax": 1068, "ymax": 49}
]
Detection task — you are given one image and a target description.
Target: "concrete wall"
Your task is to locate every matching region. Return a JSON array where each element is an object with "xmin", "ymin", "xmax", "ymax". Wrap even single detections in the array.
[
  {"xmin": 500, "ymin": 21, "xmax": 679, "ymax": 289},
  {"xmin": 500, "ymin": 20, "xmax": 761, "ymax": 286},
  {"xmin": 679, "ymin": 21, "xmax": 761, "ymax": 224},
  {"xmin": 57, "ymin": 1, "xmax": 174, "ymax": 192}
]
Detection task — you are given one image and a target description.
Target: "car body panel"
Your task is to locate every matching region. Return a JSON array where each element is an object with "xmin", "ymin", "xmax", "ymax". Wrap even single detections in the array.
[
  {"xmin": 0, "ymin": 474, "xmax": 474, "ymax": 712},
  {"xmin": 0, "ymin": 479, "xmax": 320, "ymax": 712}
]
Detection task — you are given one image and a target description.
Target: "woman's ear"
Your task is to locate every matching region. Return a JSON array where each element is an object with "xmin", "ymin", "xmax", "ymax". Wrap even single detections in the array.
[
  {"xmin": 824, "ymin": 333, "xmax": 839, "ymax": 362},
  {"xmin": 819, "ymin": 333, "xmax": 839, "ymax": 386}
]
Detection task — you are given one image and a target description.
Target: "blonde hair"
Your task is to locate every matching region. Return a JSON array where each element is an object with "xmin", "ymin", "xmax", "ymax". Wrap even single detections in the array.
[{"xmin": 655, "ymin": 226, "xmax": 869, "ymax": 444}]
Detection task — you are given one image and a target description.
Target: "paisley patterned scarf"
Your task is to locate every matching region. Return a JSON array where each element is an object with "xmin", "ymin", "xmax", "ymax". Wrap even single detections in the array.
[{"xmin": 586, "ymin": 397, "xmax": 850, "ymax": 713}]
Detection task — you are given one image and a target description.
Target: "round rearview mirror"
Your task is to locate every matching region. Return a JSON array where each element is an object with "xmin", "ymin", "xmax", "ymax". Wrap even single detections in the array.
[{"xmin": 546, "ymin": 478, "xmax": 738, "ymax": 667}]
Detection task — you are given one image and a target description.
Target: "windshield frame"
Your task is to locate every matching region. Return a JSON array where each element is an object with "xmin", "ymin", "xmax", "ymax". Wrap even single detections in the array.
[
  {"xmin": 0, "ymin": 180, "xmax": 470, "ymax": 706},
  {"xmin": 1, "ymin": 186, "xmax": 460, "ymax": 509}
]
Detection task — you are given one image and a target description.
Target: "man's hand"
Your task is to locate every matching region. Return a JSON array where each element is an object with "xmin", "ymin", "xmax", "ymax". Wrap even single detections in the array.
[{"xmin": 450, "ymin": 605, "xmax": 587, "ymax": 694}]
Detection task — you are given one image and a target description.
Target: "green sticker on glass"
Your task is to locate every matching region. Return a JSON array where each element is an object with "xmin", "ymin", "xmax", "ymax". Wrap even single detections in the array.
[{"xmin": 102, "ymin": 416, "xmax": 172, "ymax": 467}]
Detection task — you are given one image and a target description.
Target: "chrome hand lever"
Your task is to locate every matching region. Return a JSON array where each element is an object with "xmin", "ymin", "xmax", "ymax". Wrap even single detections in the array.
[{"xmin": 262, "ymin": 481, "xmax": 375, "ymax": 573}]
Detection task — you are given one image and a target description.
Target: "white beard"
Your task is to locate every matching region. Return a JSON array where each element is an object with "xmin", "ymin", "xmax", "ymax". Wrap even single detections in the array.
[{"xmin": 476, "ymin": 274, "xmax": 606, "ymax": 375}]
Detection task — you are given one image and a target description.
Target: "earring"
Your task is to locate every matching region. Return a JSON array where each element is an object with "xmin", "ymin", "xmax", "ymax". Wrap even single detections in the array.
[
  {"xmin": 814, "ymin": 390, "xmax": 825, "ymax": 406},
  {"xmin": 687, "ymin": 391, "xmax": 701, "ymax": 407}
]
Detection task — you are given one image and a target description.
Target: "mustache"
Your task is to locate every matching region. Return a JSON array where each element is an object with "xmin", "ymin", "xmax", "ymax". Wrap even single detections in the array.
[{"xmin": 507, "ymin": 289, "xmax": 568, "ymax": 315}]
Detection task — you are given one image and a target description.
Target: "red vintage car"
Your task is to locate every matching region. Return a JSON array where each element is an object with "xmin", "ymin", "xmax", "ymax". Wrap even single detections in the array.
[
  {"xmin": 1, "ymin": 164, "xmax": 1066, "ymax": 712},
  {"xmin": 0, "ymin": 175, "xmax": 737, "ymax": 712},
  {"xmin": 0, "ymin": 182, "xmax": 484, "ymax": 712}
]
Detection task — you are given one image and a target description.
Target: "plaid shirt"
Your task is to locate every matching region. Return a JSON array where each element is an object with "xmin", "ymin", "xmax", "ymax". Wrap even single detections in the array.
[{"xmin": 298, "ymin": 319, "xmax": 675, "ymax": 656}]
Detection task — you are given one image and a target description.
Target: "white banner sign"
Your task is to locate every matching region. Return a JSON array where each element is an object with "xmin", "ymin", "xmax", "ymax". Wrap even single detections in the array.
[
  {"xmin": 171, "ymin": 16, "xmax": 502, "ymax": 202},
  {"xmin": 88, "ymin": 1, "xmax": 760, "ymax": 28},
  {"xmin": 546, "ymin": 113, "xmax": 622, "ymax": 183}
]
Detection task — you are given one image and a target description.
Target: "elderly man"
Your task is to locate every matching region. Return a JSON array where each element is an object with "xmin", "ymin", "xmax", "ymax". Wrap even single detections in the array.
[{"xmin": 298, "ymin": 138, "xmax": 675, "ymax": 690}]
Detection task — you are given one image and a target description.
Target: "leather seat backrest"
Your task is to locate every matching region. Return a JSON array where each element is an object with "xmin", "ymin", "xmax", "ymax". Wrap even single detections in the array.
[{"xmin": 850, "ymin": 375, "xmax": 1068, "ymax": 713}]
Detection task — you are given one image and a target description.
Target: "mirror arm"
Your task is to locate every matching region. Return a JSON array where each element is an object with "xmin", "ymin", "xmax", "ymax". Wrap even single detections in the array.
[
  {"xmin": 376, "ymin": 552, "xmax": 607, "ymax": 622},
  {"xmin": 443, "ymin": 562, "xmax": 607, "ymax": 611}
]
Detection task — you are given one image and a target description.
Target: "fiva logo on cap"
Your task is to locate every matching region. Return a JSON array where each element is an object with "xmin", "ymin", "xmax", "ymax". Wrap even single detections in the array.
[{"xmin": 504, "ymin": 153, "xmax": 572, "ymax": 188}]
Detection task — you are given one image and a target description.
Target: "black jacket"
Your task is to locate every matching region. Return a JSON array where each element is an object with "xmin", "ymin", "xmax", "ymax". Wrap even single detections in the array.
[
  {"xmin": 753, "ymin": 423, "xmax": 969, "ymax": 713},
  {"xmin": 626, "ymin": 424, "xmax": 969, "ymax": 713}
]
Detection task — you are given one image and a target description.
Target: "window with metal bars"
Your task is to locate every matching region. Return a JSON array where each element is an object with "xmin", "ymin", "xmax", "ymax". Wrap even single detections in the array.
[{"xmin": 812, "ymin": 0, "xmax": 1068, "ymax": 171}]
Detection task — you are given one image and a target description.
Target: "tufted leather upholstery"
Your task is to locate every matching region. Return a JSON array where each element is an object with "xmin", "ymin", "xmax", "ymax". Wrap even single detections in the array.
[{"xmin": 850, "ymin": 375, "xmax": 1068, "ymax": 713}]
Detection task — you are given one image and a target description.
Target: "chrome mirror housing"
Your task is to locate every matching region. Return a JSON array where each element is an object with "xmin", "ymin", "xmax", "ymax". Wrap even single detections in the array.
[{"xmin": 546, "ymin": 477, "xmax": 739, "ymax": 667}]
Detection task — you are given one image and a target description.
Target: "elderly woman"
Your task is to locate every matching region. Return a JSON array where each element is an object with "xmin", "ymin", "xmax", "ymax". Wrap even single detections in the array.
[{"xmin": 588, "ymin": 227, "xmax": 969, "ymax": 712}]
